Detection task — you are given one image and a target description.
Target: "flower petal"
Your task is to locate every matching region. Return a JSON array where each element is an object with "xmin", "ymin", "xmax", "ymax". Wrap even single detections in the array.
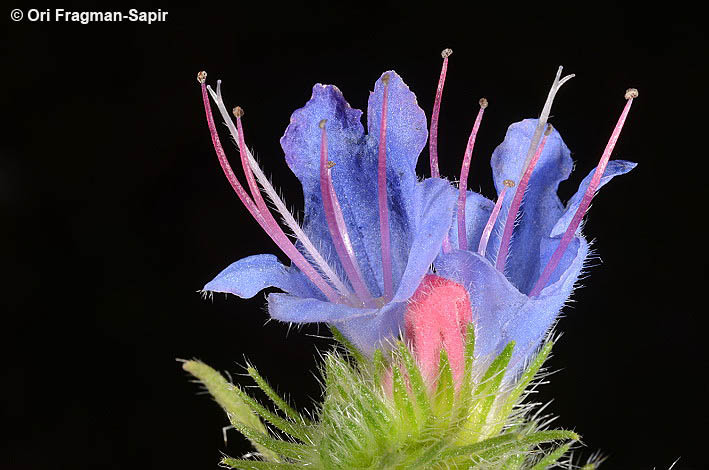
[
  {"xmin": 393, "ymin": 177, "xmax": 458, "ymax": 302},
  {"xmin": 203, "ymin": 254, "xmax": 313, "ymax": 298},
  {"xmin": 367, "ymin": 71, "xmax": 428, "ymax": 186},
  {"xmin": 551, "ymin": 160, "xmax": 637, "ymax": 237},
  {"xmin": 268, "ymin": 293, "xmax": 405, "ymax": 355},
  {"xmin": 435, "ymin": 238, "xmax": 588, "ymax": 372},
  {"xmin": 489, "ymin": 119, "xmax": 573, "ymax": 294},
  {"xmin": 280, "ymin": 84, "xmax": 365, "ymax": 196},
  {"xmin": 280, "ymin": 74, "xmax": 429, "ymax": 297}
]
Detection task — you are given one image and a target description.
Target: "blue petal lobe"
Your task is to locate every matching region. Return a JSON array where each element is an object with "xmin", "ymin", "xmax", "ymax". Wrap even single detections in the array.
[
  {"xmin": 268, "ymin": 293, "xmax": 405, "ymax": 355},
  {"xmin": 489, "ymin": 119, "xmax": 573, "ymax": 294},
  {"xmin": 436, "ymin": 237, "xmax": 588, "ymax": 372},
  {"xmin": 279, "ymin": 73, "xmax": 428, "ymax": 298},
  {"xmin": 203, "ymin": 254, "xmax": 306, "ymax": 298},
  {"xmin": 551, "ymin": 160, "xmax": 637, "ymax": 237},
  {"xmin": 367, "ymin": 71, "xmax": 428, "ymax": 180},
  {"xmin": 280, "ymin": 84, "xmax": 364, "ymax": 196},
  {"xmin": 393, "ymin": 177, "xmax": 458, "ymax": 302}
]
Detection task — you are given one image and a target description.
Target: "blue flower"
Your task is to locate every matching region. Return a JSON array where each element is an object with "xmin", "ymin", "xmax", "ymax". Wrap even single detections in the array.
[
  {"xmin": 435, "ymin": 82, "xmax": 638, "ymax": 370},
  {"xmin": 199, "ymin": 71, "xmax": 457, "ymax": 355}
]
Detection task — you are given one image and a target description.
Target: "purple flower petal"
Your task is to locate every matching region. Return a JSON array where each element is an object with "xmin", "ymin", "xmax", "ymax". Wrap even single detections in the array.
[
  {"xmin": 268, "ymin": 293, "xmax": 406, "ymax": 355},
  {"xmin": 279, "ymin": 73, "xmax": 431, "ymax": 298},
  {"xmin": 393, "ymin": 177, "xmax": 458, "ymax": 302},
  {"xmin": 203, "ymin": 254, "xmax": 315, "ymax": 299},
  {"xmin": 551, "ymin": 160, "xmax": 637, "ymax": 237},
  {"xmin": 489, "ymin": 119, "xmax": 573, "ymax": 294},
  {"xmin": 435, "ymin": 238, "xmax": 587, "ymax": 372}
]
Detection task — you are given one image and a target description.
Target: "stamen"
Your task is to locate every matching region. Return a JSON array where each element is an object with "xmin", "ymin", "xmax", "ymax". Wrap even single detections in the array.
[
  {"xmin": 457, "ymin": 98, "xmax": 488, "ymax": 251},
  {"xmin": 478, "ymin": 179, "xmax": 514, "ymax": 257},
  {"xmin": 529, "ymin": 90, "xmax": 637, "ymax": 297},
  {"xmin": 429, "ymin": 48, "xmax": 452, "ymax": 178},
  {"xmin": 378, "ymin": 74, "xmax": 394, "ymax": 299},
  {"xmin": 206, "ymin": 81, "xmax": 351, "ymax": 298},
  {"xmin": 496, "ymin": 125, "xmax": 553, "ymax": 271},
  {"xmin": 198, "ymin": 74, "xmax": 339, "ymax": 302},
  {"xmin": 319, "ymin": 120, "xmax": 375, "ymax": 305}
]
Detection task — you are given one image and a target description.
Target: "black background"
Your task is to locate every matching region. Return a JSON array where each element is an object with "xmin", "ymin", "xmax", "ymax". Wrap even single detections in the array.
[{"xmin": 3, "ymin": 3, "xmax": 707, "ymax": 469}]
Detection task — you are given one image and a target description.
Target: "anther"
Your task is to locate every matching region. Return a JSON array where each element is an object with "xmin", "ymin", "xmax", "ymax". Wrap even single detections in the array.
[
  {"xmin": 441, "ymin": 48, "xmax": 453, "ymax": 58},
  {"xmin": 327, "ymin": 160, "xmax": 335, "ymax": 169},
  {"xmin": 479, "ymin": 97, "xmax": 488, "ymax": 109},
  {"xmin": 197, "ymin": 71, "xmax": 207, "ymax": 84},
  {"xmin": 504, "ymin": 179, "xmax": 515, "ymax": 187},
  {"xmin": 545, "ymin": 124, "xmax": 553, "ymax": 136},
  {"xmin": 625, "ymin": 88, "xmax": 639, "ymax": 100},
  {"xmin": 233, "ymin": 106, "xmax": 244, "ymax": 118},
  {"xmin": 381, "ymin": 73, "xmax": 390, "ymax": 85}
]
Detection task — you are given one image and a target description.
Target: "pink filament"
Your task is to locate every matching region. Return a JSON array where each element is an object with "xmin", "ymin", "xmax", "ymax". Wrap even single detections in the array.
[
  {"xmin": 429, "ymin": 52, "xmax": 450, "ymax": 178},
  {"xmin": 478, "ymin": 183, "xmax": 512, "ymax": 257},
  {"xmin": 200, "ymin": 81, "xmax": 339, "ymax": 302},
  {"xmin": 378, "ymin": 77, "xmax": 394, "ymax": 299},
  {"xmin": 495, "ymin": 130, "xmax": 551, "ymax": 272},
  {"xmin": 529, "ymin": 96, "xmax": 635, "ymax": 297},
  {"xmin": 319, "ymin": 124, "xmax": 374, "ymax": 305},
  {"xmin": 457, "ymin": 104, "xmax": 486, "ymax": 251}
]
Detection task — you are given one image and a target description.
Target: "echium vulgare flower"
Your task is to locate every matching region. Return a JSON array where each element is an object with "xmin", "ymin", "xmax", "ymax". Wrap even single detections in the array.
[
  {"xmin": 187, "ymin": 52, "xmax": 639, "ymax": 470},
  {"xmin": 409, "ymin": 59, "xmax": 637, "ymax": 377},
  {"xmin": 198, "ymin": 69, "xmax": 457, "ymax": 355},
  {"xmin": 198, "ymin": 50, "xmax": 636, "ymax": 369}
]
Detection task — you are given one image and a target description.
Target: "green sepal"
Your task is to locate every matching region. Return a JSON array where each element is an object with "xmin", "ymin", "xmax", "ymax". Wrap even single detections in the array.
[
  {"xmin": 182, "ymin": 360, "xmax": 277, "ymax": 461},
  {"xmin": 493, "ymin": 340, "xmax": 553, "ymax": 435},
  {"xmin": 246, "ymin": 365, "xmax": 311, "ymax": 426},
  {"xmin": 433, "ymin": 348, "xmax": 455, "ymax": 419},
  {"xmin": 221, "ymin": 458, "xmax": 303, "ymax": 470},
  {"xmin": 372, "ymin": 348, "xmax": 387, "ymax": 386},
  {"xmin": 468, "ymin": 341, "xmax": 515, "ymax": 436},
  {"xmin": 529, "ymin": 442, "xmax": 573, "ymax": 470},
  {"xmin": 392, "ymin": 362, "xmax": 417, "ymax": 430},
  {"xmin": 230, "ymin": 419, "xmax": 310, "ymax": 461},
  {"xmin": 329, "ymin": 325, "xmax": 365, "ymax": 365},
  {"xmin": 443, "ymin": 429, "xmax": 578, "ymax": 464},
  {"xmin": 228, "ymin": 380, "xmax": 313, "ymax": 443},
  {"xmin": 397, "ymin": 342, "xmax": 432, "ymax": 422}
]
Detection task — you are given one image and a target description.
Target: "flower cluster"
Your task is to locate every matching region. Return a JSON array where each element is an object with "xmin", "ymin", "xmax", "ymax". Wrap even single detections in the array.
[
  {"xmin": 189, "ymin": 50, "xmax": 638, "ymax": 470},
  {"xmin": 199, "ymin": 53, "xmax": 636, "ymax": 375}
]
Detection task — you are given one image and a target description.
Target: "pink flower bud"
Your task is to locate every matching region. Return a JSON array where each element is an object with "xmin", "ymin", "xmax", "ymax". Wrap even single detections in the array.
[{"xmin": 405, "ymin": 274, "xmax": 472, "ymax": 391}]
